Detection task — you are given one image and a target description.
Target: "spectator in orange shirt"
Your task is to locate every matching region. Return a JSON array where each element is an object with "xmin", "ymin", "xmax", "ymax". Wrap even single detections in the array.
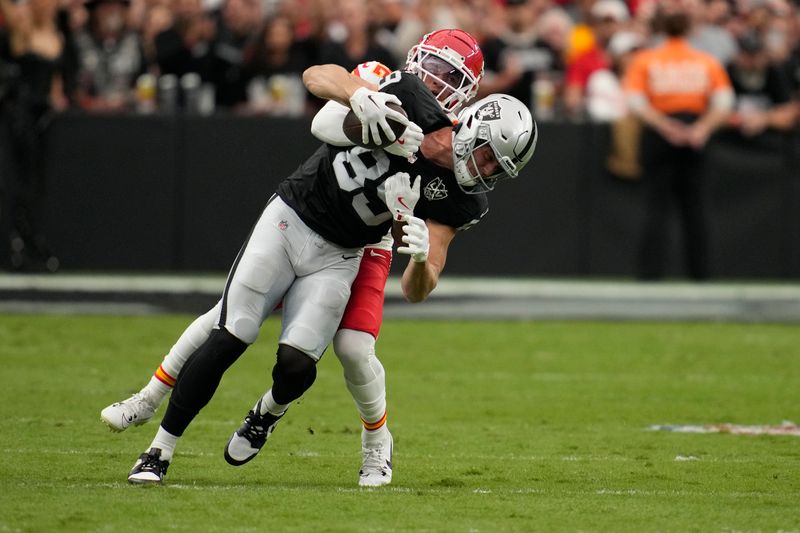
[{"xmin": 623, "ymin": 0, "xmax": 733, "ymax": 280}]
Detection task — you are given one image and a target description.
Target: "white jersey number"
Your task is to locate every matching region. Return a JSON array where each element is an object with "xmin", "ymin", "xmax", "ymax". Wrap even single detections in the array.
[
  {"xmin": 332, "ymin": 147, "xmax": 393, "ymax": 226},
  {"xmin": 378, "ymin": 71, "xmax": 403, "ymax": 89}
]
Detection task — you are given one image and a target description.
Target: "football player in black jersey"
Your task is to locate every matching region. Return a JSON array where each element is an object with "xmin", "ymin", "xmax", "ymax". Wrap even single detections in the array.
[
  {"xmin": 116, "ymin": 31, "xmax": 485, "ymax": 485},
  {"xmin": 218, "ymin": 72, "xmax": 536, "ymax": 480},
  {"xmin": 121, "ymin": 32, "xmax": 535, "ymax": 486}
]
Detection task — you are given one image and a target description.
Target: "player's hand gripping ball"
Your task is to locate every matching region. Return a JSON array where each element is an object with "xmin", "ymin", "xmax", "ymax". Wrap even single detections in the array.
[{"xmin": 344, "ymin": 88, "xmax": 409, "ymax": 149}]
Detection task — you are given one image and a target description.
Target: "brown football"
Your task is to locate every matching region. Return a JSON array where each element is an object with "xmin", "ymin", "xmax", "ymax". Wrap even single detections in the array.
[{"xmin": 342, "ymin": 102, "xmax": 408, "ymax": 149}]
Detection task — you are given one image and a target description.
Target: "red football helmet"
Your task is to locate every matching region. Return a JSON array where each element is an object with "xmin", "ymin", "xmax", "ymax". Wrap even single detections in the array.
[{"xmin": 405, "ymin": 29, "xmax": 484, "ymax": 114}]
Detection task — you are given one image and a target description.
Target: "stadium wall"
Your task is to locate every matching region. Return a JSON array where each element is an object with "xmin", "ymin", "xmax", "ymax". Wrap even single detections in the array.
[{"xmin": 41, "ymin": 114, "xmax": 800, "ymax": 279}]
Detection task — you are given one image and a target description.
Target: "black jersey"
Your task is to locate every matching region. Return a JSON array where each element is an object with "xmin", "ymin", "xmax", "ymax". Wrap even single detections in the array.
[{"xmin": 277, "ymin": 72, "xmax": 489, "ymax": 248}]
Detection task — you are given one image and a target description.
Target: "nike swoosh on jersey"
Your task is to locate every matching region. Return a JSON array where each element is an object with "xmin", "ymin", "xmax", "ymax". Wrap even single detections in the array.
[{"xmin": 342, "ymin": 254, "xmax": 359, "ymax": 260}]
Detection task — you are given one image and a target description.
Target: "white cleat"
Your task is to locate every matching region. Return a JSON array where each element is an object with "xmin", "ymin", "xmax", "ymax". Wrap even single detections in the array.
[
  {"xmin": 359, "ymin": 431, "xmax": 393, "ymax": 487},
  {"xmin": 101, "ymin": 392, "xmax": 156, "ymax": 432}
]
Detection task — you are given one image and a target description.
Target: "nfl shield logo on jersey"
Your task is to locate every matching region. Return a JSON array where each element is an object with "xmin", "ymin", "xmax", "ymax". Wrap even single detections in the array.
[{"xmin": 424, "ymin": 177, "xmax": 448, "ymax": 201}]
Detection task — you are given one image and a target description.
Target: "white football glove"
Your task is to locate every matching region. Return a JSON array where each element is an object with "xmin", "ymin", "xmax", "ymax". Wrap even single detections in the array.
[
  {"xmin": 348, "ymin": 87, "xmax": 410, "ymax": 145},
  {"xmin": 383, "ymin": 172, "xmax": 420, "ymax": 222},
  {"xmin": 398, "ymin": 215, "xmax": 429, "ymax": 263},
  {"xmin": 383, "ymin": 120, "xmax": 423, "ymax": 159}
]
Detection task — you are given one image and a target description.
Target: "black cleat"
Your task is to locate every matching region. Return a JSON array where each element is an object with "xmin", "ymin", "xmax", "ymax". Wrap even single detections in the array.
[
  {"xmin": 224, "ymin": 401, "xmax": 285, "ymax": 466},
  {"xmin": 128, "ymin": 448, "xmax": 169, "ymax": 485}
]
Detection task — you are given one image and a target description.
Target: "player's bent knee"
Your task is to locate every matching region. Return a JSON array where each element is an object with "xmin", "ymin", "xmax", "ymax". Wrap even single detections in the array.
[
  {"xmin": 227, "ymin": 316, "xmax": 260, "ymax": 345},
  {"xmin": 333, "ymin": 329, "xmax": 374, "ymax": 368},
  {"xmin": 275, "ymin": 344, "xmax": 317, "ymax": 377},
  {"xmin": 209, "ymin": 327, "xmax": 249, "ymax": 360},
  {"xmin": 271, "ymin": 344, "xmax": 318, "ymax": 404}
]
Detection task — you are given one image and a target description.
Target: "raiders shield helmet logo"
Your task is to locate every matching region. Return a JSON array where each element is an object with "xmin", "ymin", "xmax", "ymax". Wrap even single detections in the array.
[{"xmin": 475, "ymin": 101, "xmax": 502, "ymax": 121}]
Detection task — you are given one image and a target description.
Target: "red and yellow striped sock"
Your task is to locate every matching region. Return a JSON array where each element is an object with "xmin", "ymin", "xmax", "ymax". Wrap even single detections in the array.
[
  {"xmin": 153, "ymin": 364, "xmax": 177, "ymax": 388},
  {"xmin": 362, "ymin": 411, "xmax": 387, "ymax": 432}
]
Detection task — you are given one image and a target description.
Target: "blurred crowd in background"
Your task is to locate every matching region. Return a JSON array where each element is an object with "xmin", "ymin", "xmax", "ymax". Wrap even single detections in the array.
[
  {"xmin": 0, "ymin": 0, "xmax": 798, "ymax": 122},
  {"xmin": 1, "ymin": 0, "xmax": 799, "ymax": 274}
]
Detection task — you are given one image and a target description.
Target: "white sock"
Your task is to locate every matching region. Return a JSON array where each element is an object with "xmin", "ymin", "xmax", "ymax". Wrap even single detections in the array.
[
  {"xmin": 334, "ymin": 331, "xmax": 387, "ymax": 425},
  {"xmin": 346, "ymin": 378, "xmax": 387, "ymax": 424},
  {"xmin": 149, "ymin": 426, "xmax": 179, "ymax": 462},
  {"xmin": 141, "ymin": 376, "xmax": 171, "ymax": 408},
  {"xmin": 363, "ymin": 424, "xmax": 390, "ymax": 446},
  {"xmin": 257, "ymin": 389, "xmax": 288, "ymax": 416}
]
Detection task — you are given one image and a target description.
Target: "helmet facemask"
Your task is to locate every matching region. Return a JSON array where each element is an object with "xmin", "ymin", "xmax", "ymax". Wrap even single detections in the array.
[
  {"xmin": 453, "ymin": 123, "xmax": 518, "ymax": 193},
  {"xmin": 405, "ymin": 32, "xmax": 483, "ymax": 114}
]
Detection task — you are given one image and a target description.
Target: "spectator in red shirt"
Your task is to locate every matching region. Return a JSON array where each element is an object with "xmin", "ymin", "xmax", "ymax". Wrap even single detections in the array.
[{"xmin": 563, "ymin": 0, "xmax": 629, "ymax": 119}]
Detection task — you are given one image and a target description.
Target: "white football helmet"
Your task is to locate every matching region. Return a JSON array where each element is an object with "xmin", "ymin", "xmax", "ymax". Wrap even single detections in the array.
[{"xmin": 452, "ymin": 94, "xmax": 538, "ymax": 194}]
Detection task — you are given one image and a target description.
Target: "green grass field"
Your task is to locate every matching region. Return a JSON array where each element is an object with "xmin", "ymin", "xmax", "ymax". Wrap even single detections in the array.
[{"xmin": 1, "ymin": 314, "xmax": 798, "ymax": 532}]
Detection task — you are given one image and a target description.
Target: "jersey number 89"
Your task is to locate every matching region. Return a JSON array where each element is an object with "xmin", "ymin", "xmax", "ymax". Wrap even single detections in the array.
[{"xmin": 332, "ymin": 147, "xmax": 393, "ymax": 226}]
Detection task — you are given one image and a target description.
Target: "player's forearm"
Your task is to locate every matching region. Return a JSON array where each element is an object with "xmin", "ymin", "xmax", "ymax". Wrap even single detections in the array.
[
  {"xmin": 302, "ymin": 64, "xmax": 374, "ymax": 107},
  {"xmin": 401, "ymin": 260, "xmax": 439, "ymax": 303},
  {"xmin": 398, "ymin": 219, "xmax": 454, "ymax": 302},
  {"xmin": 311, "ymin": 100, "xmax": 353, "ymax": 145}
]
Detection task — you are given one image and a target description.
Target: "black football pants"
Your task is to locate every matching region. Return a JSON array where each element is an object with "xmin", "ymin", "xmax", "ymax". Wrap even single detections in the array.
[{"xmin": 637, "ymin": 123, "xmax": 710, "ymax": 280}]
